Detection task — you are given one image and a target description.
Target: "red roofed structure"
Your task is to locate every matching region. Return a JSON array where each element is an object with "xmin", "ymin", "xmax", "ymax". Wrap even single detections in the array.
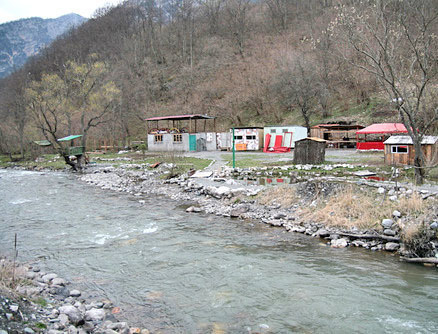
[{"xmin": 356, "ymin": 123, "xmax": 408, "ymax": 150}]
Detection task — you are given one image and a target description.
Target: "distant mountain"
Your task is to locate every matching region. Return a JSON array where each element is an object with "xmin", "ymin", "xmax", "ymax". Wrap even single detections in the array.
[{"xmin": 0, "ymin": 14, "xmax": 86, "ymax": 78}]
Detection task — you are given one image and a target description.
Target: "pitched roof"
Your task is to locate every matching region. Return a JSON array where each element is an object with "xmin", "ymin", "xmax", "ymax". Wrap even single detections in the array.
[
  {"xmin": 356, "ymin": 123, "xmax": 408, "ymax": 134},
  {"xmin": 384, "ymin": 135, "xmax": 438, "ymax": 145}
]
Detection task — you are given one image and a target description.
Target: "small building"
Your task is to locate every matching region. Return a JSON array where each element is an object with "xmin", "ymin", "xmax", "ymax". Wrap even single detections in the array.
[
  {"xmin": 383, "ymin": 135, "xmax": 438, "ymax": 166},
  {"xmin": 310, "ymin": 123, "xmax": 364, "ymax": 148},
  {"xmin": 356, "ymin": 123, "xmax": 407, "ymax": 151},
  {"xmin": 293, "ymin": 137, "xmax": 326, "ymax": 164},
  {"xmin": 146, "ymin": 114, "xmax": 217, "ymax": 152},
  {"xmin": 231, "ymin": 127, "xmax": 264, "ymax": 151},
  {"xmin": 263, "ymin": 125, "xmax": 307, "ymax": 152}
]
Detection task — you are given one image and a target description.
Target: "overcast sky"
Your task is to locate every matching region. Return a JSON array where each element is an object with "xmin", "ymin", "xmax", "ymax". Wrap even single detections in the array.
[{"xmin": 0, "ymin": 0, "xmax": 122, "ymax": 24}]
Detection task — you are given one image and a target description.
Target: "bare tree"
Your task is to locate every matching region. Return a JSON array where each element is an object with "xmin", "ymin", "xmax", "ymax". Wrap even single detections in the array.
[
  {"xmin": 224, "ymin": 0, "xmax": 253, "ymax": 57},
  {"xmin": 330, "ymin": 0, "xmax": 438, "ymax": 184}
]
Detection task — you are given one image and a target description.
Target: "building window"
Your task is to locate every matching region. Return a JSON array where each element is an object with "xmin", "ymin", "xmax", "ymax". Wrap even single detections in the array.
[
  {"xmin": 173, "ymin": 134, "xmax": 182, "ymax": 143},
  {"xmin": 270, "ymin": 129, "xmax": 276, "ymax": 133},
  {"xmin": 154, "ymin": 134, "xmax": 163, "ymax": 143},
  {"xmin": 234, "ymin": 135, "xmax": 243, "ymax": 140},
  {"xmin": 246, "ymin": 135, "xmax": 256, "ymax": 140},
  {"xmin": 391, "ymin": 145, "xmax": 408, "ymax": 154},
  {"xmin": 282, "ymin": 129, "xmax": 289, "ymax": 133}
]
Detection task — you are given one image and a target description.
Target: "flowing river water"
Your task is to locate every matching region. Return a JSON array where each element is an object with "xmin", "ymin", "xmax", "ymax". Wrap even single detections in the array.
[{"xmin": 0, "ymin": 169, "xmax": 437, "ymax": 333}]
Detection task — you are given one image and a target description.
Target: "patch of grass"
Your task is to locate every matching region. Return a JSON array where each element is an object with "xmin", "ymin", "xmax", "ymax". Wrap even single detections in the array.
[
  {"xmin": 221, "ymin": 154, "xmax": 267, "ymax": 168},
  {"xmin": 257, "ymin": 185, "xmax": 298, "ymax": 208},
  {"xmin": 33, "ymin": 297, "xmax": 47, "ymax": 307},
  {"xmin": 35, "ymin": 322, "xmax": 47, "ymax": 329}
]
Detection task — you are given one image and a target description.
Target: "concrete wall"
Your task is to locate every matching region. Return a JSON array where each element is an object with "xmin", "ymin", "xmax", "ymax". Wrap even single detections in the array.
[
  {"xmin": 147, "ymin": 132, "xmax": 217, "ymax": 152},
  {"xmin": 264, "ymin": 126, "xmax": 307, "ymax": 148},
  {"xmin": 148, "ymin": 133, "xmax": 189, "ymax": 152}
]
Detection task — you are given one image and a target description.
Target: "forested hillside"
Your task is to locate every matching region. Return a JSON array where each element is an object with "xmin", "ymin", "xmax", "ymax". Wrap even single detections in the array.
[{"xmin": 0, "ymin": 0, "xmax": 437, "ymax": 159}]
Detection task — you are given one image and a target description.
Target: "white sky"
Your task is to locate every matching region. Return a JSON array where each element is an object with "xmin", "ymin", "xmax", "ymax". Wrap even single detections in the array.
[{"xmin": 0, "ymin": 0, "xmax": 122, "ymax": 24}]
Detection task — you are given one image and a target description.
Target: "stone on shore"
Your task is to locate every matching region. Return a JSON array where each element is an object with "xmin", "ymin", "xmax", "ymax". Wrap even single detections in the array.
[
  {"xmin": 85, "ymin": 308, "xmax": 106, "ymax": 322},
  {"xmin": 381, "ymin": 219, "xmax": 394, "ymax": 229},
  {"xmin": 385, "ymin": 242, "xmax": 400, "ymax": 251},
  {"xmin": 59, "ymin": 305, "xmax": 83, "ymax": 325},
  {"xmin": 331, "ymin": 238, "xmax": 348, "ymax": 248},
  {"xmin": 69, "ymin": 289, "xmax": 81, "ymax": 297}
]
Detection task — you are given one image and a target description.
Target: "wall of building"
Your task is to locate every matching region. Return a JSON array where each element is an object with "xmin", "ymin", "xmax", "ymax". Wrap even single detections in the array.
[
  {"xmin": 233, "ymin": 128, "xmax": 263, "ymax": 150},
  {"xmin": 264, "ymin": 126, "xmax": 307, "ymax": 148},
  {"xmin": 147, "ymin": 133, "xmax": 190, "ymax": 151}
]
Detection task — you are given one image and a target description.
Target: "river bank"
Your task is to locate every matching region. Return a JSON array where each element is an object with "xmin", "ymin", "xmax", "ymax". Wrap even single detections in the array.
[
  {"xmin": 78, "ymin": 163, "xmax": 438, "ymax": 265},
  {"xmin": 1, "ymin": 165, "xmax": 437, "ymax": 334},
  {"xmin": 0, "ymin": 257, "xmax": 149, "ymax": 334}
]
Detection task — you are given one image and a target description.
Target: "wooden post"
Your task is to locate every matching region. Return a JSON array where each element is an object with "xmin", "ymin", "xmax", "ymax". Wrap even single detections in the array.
[
  {"xmin": 195, "ymin": 119, "xmax": 197, "ymax": 133},
  {"xmin": 204, "ymin": 119, "xmax": 206, "ymax": 133},
  {"xmin": 189, "ymin": 119, "xmax": 192, "ymax": 133}
]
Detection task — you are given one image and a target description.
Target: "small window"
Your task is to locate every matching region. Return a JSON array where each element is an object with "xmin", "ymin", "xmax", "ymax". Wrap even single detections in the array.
[
  {"xmin": 391, "ymin": 145, "xmax": 408, "ymax": 154},
  {"xmin": 282, "ymin": 129, "xmax": 289, "ymax": 133},
  {"xmin": 154, "ymin": 134, "xmax": 163, "ymax": 143},
  {"xmin": 173, "ymin": 134, "xmax": 182, "ymax": 143},
  {"xmin": 246, "ymin": 135, "xmax": 256, "ymax": 140},
  {"xmin": 270, "ymin": 129, "xmax": 276, "ymax": 134},
  {"xmin": 234, "ymin": 135, "xmax": 243, "ymax": 140}
]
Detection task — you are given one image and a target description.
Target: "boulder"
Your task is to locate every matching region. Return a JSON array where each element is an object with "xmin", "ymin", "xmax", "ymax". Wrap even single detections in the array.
[
  {"xmin": 85, "ymin": 308, "xmax": 106, "ymax": 322},
  {"xmin": 385, "ymin": 242, "xmax": 400, "ymax": 251},
  {"xmin": 42, "ymin": 273, "xmax": 58, "ymax": 283},
  {"xmin": 392, "ymin": 210, "xmax": 401, "ymax": 218},
  {"xmin": 383, "ymin": 229, "xmax": 396, "ymax": 236},
  {"xmin": 52, "ymin": 278, "xmax": 67, "ymax": 286},
  {"xmin": 69, "ymin": 289, "xmax": 81, "ymax": 297},
  {"xmin": 59, "ymin": 305, "xmax": 83, "ymax": 325},
  {"xmin": 331, "ymin": 238, "xmax": 348, "ymax": 248},
  {"xmin": 230, "ymin": 206, "xmax": 249, "ymax": 218},
  {"xmin": 314, "ymin": 229, "xmax": 330, "ymax": 238},
  {"xmin": 381, "ymin": 219, "xmax": 394, "ymax": 229}
]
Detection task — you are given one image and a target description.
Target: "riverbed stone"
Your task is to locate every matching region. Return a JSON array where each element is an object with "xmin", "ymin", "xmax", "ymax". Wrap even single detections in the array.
[
  {"xmin": 69, "ymin": 289, "xmax": 81, "ymax": 297},
  {"xmin": 377, "ymin": 187, "xmax": 385, "ymax": 194},
  {"xmin": 85, "ymin": 308, "xmax": 106, "ymax": 322},
  {"xmin": 385, "ymin": 242, "xmax": 400, "ymax": 251},
  {"xmin": 381, "ymin": 219, "xmax": 394, "ymax": 229},
  {"xmin": 52, "ymin": 277, "xmax": 67, "ymax": 286},
  {"xmin": 314, "ymin": 229, "xmax": 330, "ymax": 238},
  {"xmin": 59, "ymin": 305, "xmax": 83, "ymax": 325},
  {"xmin": 42, "ymin": 273, "xmax": 58, "ymax": 283},
  {"xmin": 383, "ymin": 229, "xmax": 396, "ymax": 236},
  {"xmin": 351, "ymin": 240, "xmax": 366, "ymax": 247},
  {"xmin": 331, "ymin": 238, "xmax": 348, "ymax": 248}
]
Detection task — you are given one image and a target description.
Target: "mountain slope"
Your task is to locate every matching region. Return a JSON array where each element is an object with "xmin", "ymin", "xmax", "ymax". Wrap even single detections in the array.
[{"xmin": 0, "ymin": 14, "xmax": 86, "ymax": 78}]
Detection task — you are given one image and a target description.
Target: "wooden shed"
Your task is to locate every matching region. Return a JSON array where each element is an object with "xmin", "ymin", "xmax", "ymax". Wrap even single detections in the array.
[
  {"xmin": 383, "ymin": 136, "xmax": 438, "ymax": 166},
  {"xmin": 293, "ymin": 137, "xmax": 326, "ymax": 164},
  {"xmin": 310, "ymin": 123, "xmax": 364, "ymax": 148}
]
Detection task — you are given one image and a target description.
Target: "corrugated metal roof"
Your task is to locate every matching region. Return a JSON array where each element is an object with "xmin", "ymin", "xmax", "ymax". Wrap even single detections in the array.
[
  {"xmin": 146, "ymin": 114, "xmax": 215, "ymax": 121},
  {"xmin": 384, "ymin": 135, "xmax": 438, "ymax": 145},
  {"xmin": 34, "ymin": 140, "xmax": 52, "ymax": 146},
  {"xmin": 296, "ymin": 137, "xmax": 326, "ymax": 142},
  {"xmin": 357, "ymin": 123, "xmax": 407, "ymax": 134},
  {"xmin": 58, "ymin": 135, "xmax": 83, "ymax": 142}
]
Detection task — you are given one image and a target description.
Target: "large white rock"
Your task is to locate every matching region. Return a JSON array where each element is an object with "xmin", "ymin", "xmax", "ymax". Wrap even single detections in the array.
[
  {"xmin": 85, "ymin": 308, "xmax": 106, "ymax": 322},
  {"xmin": 331, "ymin": 238, "xmax": 348, "ymax": 248},
  {"xmin": 59, "ymin": 305, "xmax": 83, "ymax": 325}
]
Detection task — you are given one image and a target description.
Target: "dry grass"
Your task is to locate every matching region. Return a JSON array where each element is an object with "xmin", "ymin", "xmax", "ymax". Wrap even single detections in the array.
[
  {"xmin": 257, "ymin": 186, "xmax": 298, "ymax": 208},
  {"xmin": 0, "ymin": 258, "xmax": 28, "ymax": 290},
  {"xmin": 302, "ymin": 187, "xmax": 428, "ymax": 230}
]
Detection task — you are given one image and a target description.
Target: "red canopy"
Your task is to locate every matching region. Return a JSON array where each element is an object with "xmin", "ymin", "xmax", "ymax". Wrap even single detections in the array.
[{"xmin": 356, "ymin": 123, "xmax": 407, "ymax": 134}]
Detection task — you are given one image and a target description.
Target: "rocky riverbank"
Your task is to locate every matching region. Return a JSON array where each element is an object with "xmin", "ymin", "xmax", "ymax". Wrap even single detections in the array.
[
  {"xmin": 79, "ymin": 164, "xmax": 438, "ymax": 264},
  {"xmin": 0, "ymin": 257, "xmax": 150, "ymax": 334}
]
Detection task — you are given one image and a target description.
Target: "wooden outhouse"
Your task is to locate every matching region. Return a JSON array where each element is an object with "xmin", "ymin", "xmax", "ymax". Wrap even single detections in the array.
[
  {"xmin": 383, "ymin": 136, "xmax": 438, "ymax": 166},
  {"xmin": 293, "ymin": 137, "xmax": 326, "ymax": 164}
]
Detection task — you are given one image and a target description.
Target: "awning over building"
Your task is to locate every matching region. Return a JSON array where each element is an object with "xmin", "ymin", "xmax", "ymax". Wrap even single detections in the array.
[
  {"xmin": 34, "ymin": 140, "xmax": 52, "ymax": 146},
  {"xmin": 58, "ymin": 135, "xmax": 83, "ymax": 142},
  {"xmin": 357, "ymin": 123, "xmax": 407, "ymax": 134}
]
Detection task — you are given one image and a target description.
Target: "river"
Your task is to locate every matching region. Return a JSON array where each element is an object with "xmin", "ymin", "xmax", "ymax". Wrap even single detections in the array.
[{"xmin": 0, "ymin": 169, "xmax": 437, "ymax": 333}]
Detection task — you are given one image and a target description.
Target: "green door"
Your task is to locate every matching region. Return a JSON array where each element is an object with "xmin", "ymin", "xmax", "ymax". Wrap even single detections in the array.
[{"xmin": 189, "ymin": 135, "xmax": 197, "ymax": 151}]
